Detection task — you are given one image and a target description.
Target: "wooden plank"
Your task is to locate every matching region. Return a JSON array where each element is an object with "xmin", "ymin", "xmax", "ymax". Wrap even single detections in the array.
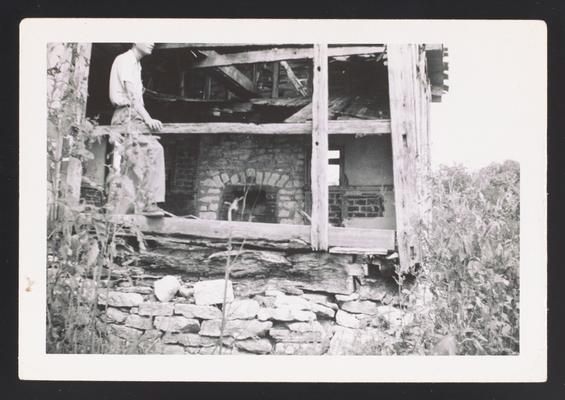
[
  {"xmin": 190, "ymin": 46, "xmax": 385, "ymax": 69},
  {"xmin": 112, "ymin": 215, "xmax": 396, "ymax": 250},
  {"xmin": 387, "ymin": 44, "xmax": 430, "ymax": 271},
  {"xmin": 310, "ymin": 44, "xmax": 329, "ymax": 251},
  {"xmin": 93, "ymin": 120, "xmax": 391, "ymax": 136},
  {"xmin": 328, "ymin": 246, "xmax": 389, "ymax": 256},
  {"xmin": 199, "ymin": 50, "xmax": 258, "ymax": 99},
  {"xmin": 280, "ymin": 61, "xmax": 309, "ymax": 96}
]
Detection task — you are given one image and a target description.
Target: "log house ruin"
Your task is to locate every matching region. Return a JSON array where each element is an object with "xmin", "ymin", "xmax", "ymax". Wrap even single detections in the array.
[{"xmin": 47, "ymin": 43, "xmax": 449, "ymax": 355}]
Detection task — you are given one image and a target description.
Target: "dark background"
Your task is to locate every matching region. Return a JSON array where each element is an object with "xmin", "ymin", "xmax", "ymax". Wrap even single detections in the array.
[{"xmin": 1, "ymin": 0, "xmax": 563, "ymax": 399}]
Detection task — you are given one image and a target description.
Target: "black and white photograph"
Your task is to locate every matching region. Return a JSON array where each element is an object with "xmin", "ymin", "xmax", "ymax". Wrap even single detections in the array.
[{"xmin": 19, "ymin": 19, "xmax": 546, "ymax": 382}]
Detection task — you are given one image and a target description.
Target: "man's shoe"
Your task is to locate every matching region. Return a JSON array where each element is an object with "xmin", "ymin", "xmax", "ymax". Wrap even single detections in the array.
[{"xmin": 141, "ymin": 204, "xmax": 165, "ymax": 217}]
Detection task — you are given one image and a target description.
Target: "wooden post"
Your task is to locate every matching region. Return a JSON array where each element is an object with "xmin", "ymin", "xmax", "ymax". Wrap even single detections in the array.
[
  {"xmin": 272, "ymin": 62, "xmax": 280, "ymax": 98},
  {"xmin": 387, "ymin": 44, "xmax": 431, "ymax": 271},
  {"xmin": 204, "ymin": 75, "xmax": 213, "ymax": 100},
  {"xmin": 310, "ymin": 44, "xmax": 329, "ymax": 251}
]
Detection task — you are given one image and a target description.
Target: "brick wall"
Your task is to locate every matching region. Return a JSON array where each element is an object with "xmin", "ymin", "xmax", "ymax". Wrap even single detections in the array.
[
  {"xmin": 161, "ymin": 137, "xmax": 200, "ymax": 216},
  {"xmin": 195, "ymin": 134, "xmax": 307, "ymax": 224},
  {"xmin": 328, "ymin": 186, "xmax": 393, "ymax": 226}
]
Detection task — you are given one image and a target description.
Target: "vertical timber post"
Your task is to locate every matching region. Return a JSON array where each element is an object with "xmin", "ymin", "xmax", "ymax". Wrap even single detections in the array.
[
  {"xmin": 310, "ymin": 44, "xmax": 329, "ymax": 251},
  {"xmin": 47, "ymin": 43, "xmax": 92, "ymax": 223},
  {"xmin": 387, "ymin": 44, "xmax": 431, "ymax": 271}
]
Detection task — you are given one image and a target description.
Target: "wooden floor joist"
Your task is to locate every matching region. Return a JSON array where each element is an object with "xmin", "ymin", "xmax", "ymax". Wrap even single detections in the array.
[
  {"xmin": 112, "ymin": 215, "xmax": 396, "ymax": 251},
  {"xmin": 93, "ymin": 120, "xmax": 391, "ymax": 136}
]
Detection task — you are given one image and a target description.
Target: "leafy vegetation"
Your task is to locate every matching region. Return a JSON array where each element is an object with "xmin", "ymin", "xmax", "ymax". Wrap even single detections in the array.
[{"xmin": 394, "ymin": 161, "xmax": 520, "ymax": 355}]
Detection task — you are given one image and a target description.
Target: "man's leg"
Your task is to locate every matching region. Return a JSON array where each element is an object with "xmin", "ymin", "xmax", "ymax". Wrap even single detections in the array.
[{"xmin": 137, "ymin": 136, "xmax": 166, "ymax": 215}]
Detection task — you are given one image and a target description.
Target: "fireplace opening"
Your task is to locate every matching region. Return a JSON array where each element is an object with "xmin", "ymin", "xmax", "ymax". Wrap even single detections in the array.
[{"xmin": 220, "ymin": 185, "xmax": 278, "ymax": 223}]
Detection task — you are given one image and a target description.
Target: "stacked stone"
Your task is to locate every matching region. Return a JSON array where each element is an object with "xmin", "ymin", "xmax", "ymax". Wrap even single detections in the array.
[{"xmin": 96, "ymin": 273, "xmax": 415, "ymax": 355}]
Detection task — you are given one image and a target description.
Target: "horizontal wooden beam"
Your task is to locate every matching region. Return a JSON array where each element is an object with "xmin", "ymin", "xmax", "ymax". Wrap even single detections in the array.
[
  {"xmin": 112, "ymin": 215, "xmax": 396, "ymax": 251},
  {"xmin": 190, "ymin": 46, "xmax": 385, "ymax": 69},
  {"xmin": 93, "ymin": 120, "xmax": 391, "ymax": 136}
]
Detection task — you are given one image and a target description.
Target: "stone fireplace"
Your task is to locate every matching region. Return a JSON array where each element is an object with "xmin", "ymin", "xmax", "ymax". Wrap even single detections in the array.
[{"xmin": 194, "ymin": 134, "xmax": 307, "ymax": 224}]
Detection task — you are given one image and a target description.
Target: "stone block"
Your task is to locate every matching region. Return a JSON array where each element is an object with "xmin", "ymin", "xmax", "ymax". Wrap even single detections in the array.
[
  {"xmin": 137, "ymin": 329, "xmax": 163, "ymax": 353},
  {"xmin": 154, "ymin": 276, "xmax": 180, "ymax": 302},
  {"xmin": 119, "ymin": 286, "xmax": 154, "ymax": 295},
  {"xmin": 162, "ymin": 332, "xmax": 223, "ymax": 347},
  {"xmin": 199, "ymin": 319, "xmax": 272, "ymax": 339},
  {"xmin": 193, "ymin": 279, "xmax": 234, "ymax": 305},
  {"xmin": 235, "ymin": 338, "xmax": 273, "ymax": 354},
  {"xmin": 341, "ymin": 300, "xmax": 379, "ymax": 316},
  {"xmin": 256, "ymin": 171, "xmax": 264, "ymax": 185},
  {"xmin": 225, "ymin": 299, "xmax": 260, "ymax": 320},
  {"xmin": 98, "ymin": 291, "xmax": 144, "ymax": 308},
  {"xmin": 327, "ymin": 326, "xmax": 383, "ymax": 355},
  {"xmin": 125, "ymin": 314, "xmax": 153, "ymax": 330},
  {"xmin": 174, "ymin": 303, "xmax": 222, "ymax": 320},
  {"xmin": 209, "ymin": 203, "xmax": 219, "ymax": 212},
  {"xmin": 212, "ymin": 175, "xmax": 224, "ymax": 188},
  {"xmin": 230, "ymin": 174, "xmax": 239, "ymax": 184},
  {"xmin": 253, "ymin": 295, "xmax": 276, "ymax": 308},
  {"xmin": 178, "ymin": 286, "xmax": 194, "ymax": 298},
  {"xmin": 335, "ymin": 293, "xmax": 360, "ymax": 302},
  {"xmin": 106, "ymin": 307, "xmax": 129, "ymax": 323},
  {"xmin": 309, "ymin": 302, "xmax": 336, "ymax": 319},
  {"xmin": 274, "ymin": 342, "xmax": 326, "ymax": 355},
  {"xmin": 335, "ymin": 310, "xmax": 362, "ymax": 329},
  {"xmin": 162, "ymin": 344, "xmax": 186, "ymax": 354},
  {"xmin": 107, "ymin": 324, "xmax": 143, "ymax": 342},
  {"xmin": 154, "ymin": 316, "xmax": 200, "ymax": 333},
  {"xmin": 269, "ymin": 327, "xmax": 324, "ymax": 343},
  {"xmin": 220, "ymin": 172, "xmax": 230, "ymax": 184},
  {"xmin": 277, "ymin": 175, "xmax": 290, "ymax": 187},
  {"xmin": 267, "ymin": 173, "xmax": 280, "ymax": 186},
  {"xmin": 138, "ymin": 302, "xmax": 174, "ymax": 316},
  {"xmin": 199, "ymin": 196, "xmax": 218, "ymax": 204},
  {"xmin": 358, "ymin": 285, "xmax": 388, "ymax": 302},
  {"xmin": 274, "ymin": 294, "xmax": 311, "ymax": 311},
  {"xmin": 257, "ymin": 307, "xmax": 316, "ymax": 322}
]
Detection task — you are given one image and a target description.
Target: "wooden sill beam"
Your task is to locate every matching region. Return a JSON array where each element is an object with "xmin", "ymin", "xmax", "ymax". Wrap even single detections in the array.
[
  {"xmin": 190, "ymin": 46, "xmax": 385, "ymax": 69},
  {"xmin": 111, "ymin": 215, "xmax": 396, "ymax": 250},
  {"xmin": 93, "ymin": 120, "xmax": 391, "ymax": 136}
]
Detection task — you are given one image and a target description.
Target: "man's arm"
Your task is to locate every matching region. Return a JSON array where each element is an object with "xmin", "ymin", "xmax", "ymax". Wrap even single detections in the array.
[{"xmin": 123, "ymin": 81, "xmax": 163, "ymax": 132}]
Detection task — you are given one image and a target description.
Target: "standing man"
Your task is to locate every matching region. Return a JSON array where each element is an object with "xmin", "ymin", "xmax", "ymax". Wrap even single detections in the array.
[{"xmin": 109, "ymin": 42, "xmax": 166, "ymax": 216}]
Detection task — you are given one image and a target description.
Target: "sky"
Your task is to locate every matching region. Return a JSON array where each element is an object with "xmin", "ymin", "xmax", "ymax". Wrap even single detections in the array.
[{"xmin": 428, "ymin": 35, "xmax": 545, "ymax": 169}]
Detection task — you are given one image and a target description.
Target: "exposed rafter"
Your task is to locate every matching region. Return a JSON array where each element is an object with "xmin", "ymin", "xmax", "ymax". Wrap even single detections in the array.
[{"xmin": 198, "ymin": 50, "xmax": 258, "ymax": 99}]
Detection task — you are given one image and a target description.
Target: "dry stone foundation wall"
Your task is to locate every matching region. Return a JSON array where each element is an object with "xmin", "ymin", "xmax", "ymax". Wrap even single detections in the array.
[{"xmin": 88, "ymin": 247, "xmax": 423, "ymax": 355}]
